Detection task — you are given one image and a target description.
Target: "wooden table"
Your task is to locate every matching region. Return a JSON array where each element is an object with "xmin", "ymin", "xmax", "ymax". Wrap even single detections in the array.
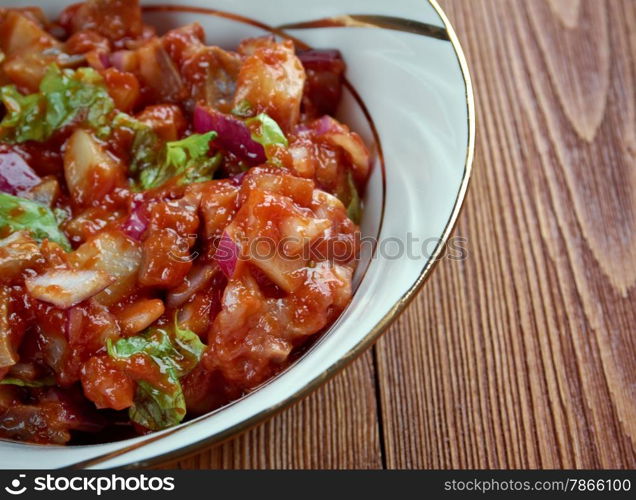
[{"xmin": 160, "ymin": 0, "xmax": 636, "ymax": 469}]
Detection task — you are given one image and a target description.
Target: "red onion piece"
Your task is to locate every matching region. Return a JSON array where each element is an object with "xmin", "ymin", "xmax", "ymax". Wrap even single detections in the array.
[
  {"xmin": 194, "ymin": 105, "xmax": 266, "ymax": 166},
  {"xmin": 84, "ymin": 50, "xmax": 111, "ymax": 71},
  {"xmin": 110, "ymin": 51, "xmax": 125, "ymax": 70},
  {"xmin": 297, "ymin": 49, "xmax": 343, "ymax": 68},
  {"xmin": 122, "ymin": 195, "xmax": 149, "ymax": 241},
  {"xmin": 297, "ymin": 49, "xmax": 345, "ymax": 116},
  {"xmin": 314, "ymin": 115, "xmax": 336, "ymax": 136},
  {"xmin": 98, "ymin": 52, "xmax": 111, "ymax": 69},
  {"xmin": 230, "ymin": 171, "xmax": 247, "ymax": 186},
  {"xmin": 214, "ymin": 232, "xmax": 239, "ymax": 279},
  {"xmin": 110, "ymin": 50, "xmax": 136, "ymax": 72},
  {"xmin": 0, "ymin": 153, "xmax": 41, "ymax": 196},
  {"xmin": 166, "ymin": 264, "xmax": 217, "ymax": 309}
]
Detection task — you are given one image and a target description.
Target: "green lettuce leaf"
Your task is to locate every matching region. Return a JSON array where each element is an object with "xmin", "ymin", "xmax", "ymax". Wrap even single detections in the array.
[
  {"xmin": 112, "ymin": 113, "xmax": 161, "ymax": 176},
  {"xmin": 165, "ymin": 132, "xmax": 217, "ymax": 167},
  {"xmin": 0, "ymin": 192, "xmax": 71, "ymax": 250},
  {"xmin": 346, "ymin": 172, "xmax": 362, "ymax": 225},
  {"xmin": 130, "ymin": 380, "xmax": 186, "ymax": 432},
  {"xmin": 0, "ymin": 87, "xmax": 46, "ymax": 143},
  {"xmin": 106, "ymin": 323, "xmax": 204, "ymax": 377},
  {"xmin": 0, "ymin": 376, "xmax": 56, "ymax": 387},
  {"xmin": 107, "ymin": 332, "xmax": 170, "ymax": 360},
  {"xmin": 173, "ymin": 321, "xmax": 207, "ymax": 367},
  {"xmin": 138, "ymin": 131, "xmax": 220, "ymax": 191},
  {"xmin": 107, "ymin": 322, "xmax": 205, "ymax": 431},
  {"xmin": 114, "ymin": 112, "xmax": 222, "ymax": 191},
  {"xmin": 0, "ymin": 65, "xmax": 114, "ymax": 143},
  {"xmin": 245, "ymin": 113, "xmax": 288, "ymax": 148}
]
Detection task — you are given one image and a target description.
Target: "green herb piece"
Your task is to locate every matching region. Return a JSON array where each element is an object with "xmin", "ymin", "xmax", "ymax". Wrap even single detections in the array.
[
  {"xmin": 112, "ymin": 113, "xmax": 162, "ymax": 176},
  {"xmin": 0, "ymin": 376, "xmax": 56, "ymax": 387},
  {"xmin": 130, "ymin": 380, "xmax": 186, "ymax": 431},
  {"xmin": 245, "ymin": 113, "xmax": 288, "ymax": 148},
  {"xmin": 138, "ymin": 131, "xmax": 220, "ymax": 190},
  {"xmin": 346, "ymin": 172, "xmax": 362, "ymax": 225},
  {"xmin": 0, "ymin": 65, "xmax": 114, "ymax": 143},
  {"xmin": 0, "ymin": 192, "xmax": 71, "ymax": 250},
  {"xmin": 114, "ymin": 111, "xmax": 221, "ymax": 191}
]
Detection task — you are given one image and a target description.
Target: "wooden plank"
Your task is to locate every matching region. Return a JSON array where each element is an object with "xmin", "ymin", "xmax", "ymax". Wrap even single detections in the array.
[
  {"xmin": 161, "ymin": 351, "xmax": 382, "ymax": 469},
  {"xmin": 376, "ymin": 0, "xmax": 636, "ymax": 469}
]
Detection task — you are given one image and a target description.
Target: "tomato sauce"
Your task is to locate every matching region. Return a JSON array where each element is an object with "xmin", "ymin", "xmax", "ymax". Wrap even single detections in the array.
[{"xmin": 0, "ymin": 0, "xmax": 370, "ymax": 444}]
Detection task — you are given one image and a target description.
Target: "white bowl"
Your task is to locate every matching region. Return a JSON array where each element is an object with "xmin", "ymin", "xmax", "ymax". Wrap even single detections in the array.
[{"xmin": 0, "ymin": 0, "xmax": 474, "ymax": 468}]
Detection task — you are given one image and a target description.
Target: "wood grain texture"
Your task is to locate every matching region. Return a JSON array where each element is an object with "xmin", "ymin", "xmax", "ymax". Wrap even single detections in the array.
[
  {"xmin": 161, "ymin": 0, "xmax": 636, "ymax": 469},
  {"xmin": 376, "ymin": 0, "xmax": 636, "ymax": 469}
]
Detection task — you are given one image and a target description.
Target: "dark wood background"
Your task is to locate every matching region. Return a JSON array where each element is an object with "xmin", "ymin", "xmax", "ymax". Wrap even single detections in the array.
[{"xmin": 158, "ymin": 0, "xmax": 636, "ymax": 469}]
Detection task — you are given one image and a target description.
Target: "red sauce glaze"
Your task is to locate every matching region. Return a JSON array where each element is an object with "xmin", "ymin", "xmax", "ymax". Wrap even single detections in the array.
[{"xmin": 0, "ymin": 0, "xmax": 371, "ymax": 444}]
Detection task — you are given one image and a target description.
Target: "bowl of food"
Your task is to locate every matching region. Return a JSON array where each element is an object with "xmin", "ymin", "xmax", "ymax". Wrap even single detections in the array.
[{"xmin": 0, "ymin": 0, "xmax": 473, "ymax": 468}]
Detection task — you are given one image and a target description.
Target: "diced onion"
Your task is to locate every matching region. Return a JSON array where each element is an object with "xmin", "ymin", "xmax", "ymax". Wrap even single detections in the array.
[
  {"xmin": 166, "ymin": 264, "xmax": 218, "ymax": 309},
  {"xmin": 121, "ymin": 196, "xmax": 149, "ymax": 241},
  {"xmin": 230, "ymin": 171, "xmax": 247, "ymax": 186},
  {"xmin": 26, "ymin": 270, "xmax": 114, "ymax": 309},
  {"xmin": 214, "ymin": 232, "xmax": 239, "ymax": 279},
  {"xmin": 0, "ymin": 152, "xmax": 40, "ymax": 196},
  {"xmin": 98, "ymin": 52, "xmax": 111, "ymax": 69}
]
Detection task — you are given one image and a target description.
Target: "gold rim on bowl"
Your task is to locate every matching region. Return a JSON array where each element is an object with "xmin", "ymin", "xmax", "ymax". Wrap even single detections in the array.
[{"xmin": 65, "ymin": 0, "xmax": 475, "ymax": 468}]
